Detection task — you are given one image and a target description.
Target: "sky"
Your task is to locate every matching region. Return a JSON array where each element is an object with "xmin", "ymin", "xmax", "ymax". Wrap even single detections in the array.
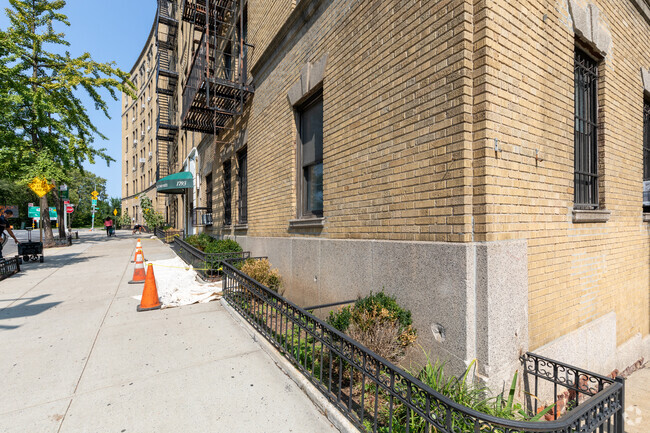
[{"xmin": 0, "ymin": 0, "xmax": 157, "ymax": 198}]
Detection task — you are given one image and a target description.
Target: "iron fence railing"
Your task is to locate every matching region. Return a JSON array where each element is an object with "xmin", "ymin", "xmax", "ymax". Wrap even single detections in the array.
[
  {"xmin": 170, "ymin": 236, "xmax": 251, "ymax": 279},
  {"xmin": 220, "ymin": 261, "xmax": 625, "ymax": 433},
  {"xmin": 0, "ymin": 256, "xmax": 21, "ymax": 281},
  {"xmin": 155, "ymin": 228, "xmax": 185, "ymax": 244}
]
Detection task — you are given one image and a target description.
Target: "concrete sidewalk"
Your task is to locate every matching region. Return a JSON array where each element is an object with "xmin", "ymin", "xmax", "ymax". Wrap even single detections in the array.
[{"xmin": 0, "ymin": 231, "xmax": 340, "ymax": 432}]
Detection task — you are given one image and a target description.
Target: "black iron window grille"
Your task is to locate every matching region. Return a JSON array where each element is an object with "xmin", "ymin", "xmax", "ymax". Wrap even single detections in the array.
[
  {"xmin": 220, "ymin": 261, "xmax": 625, "ymax": 433},
  {"xmin": 223, "ymin": 160, "xmax": 232, "ymax": 225},
  {"xmin": 237, "ymin": 148, "xmax": 248, "ymax": 224},
  {"xmin": 298, "ymin": 90, "xmax": 323, "ymax": 217},
  {"xmin": 643, "ymin": 97, "xmax": 650, "ymax": 180},
  {"xmin": 574, "ymin": 47, "xmax": 599, "ymax": 209},
  {"xmin": 643, "ymin": 97, "xmax": 650, "ymax": 212},
  {"xmin": 205, "ymin": 173, "xmax": 213, "ymax": 211}
]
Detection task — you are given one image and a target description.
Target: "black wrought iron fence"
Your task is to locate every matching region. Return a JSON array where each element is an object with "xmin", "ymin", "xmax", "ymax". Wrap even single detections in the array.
[
  {"xmin": 0, "ymin": 256, "xmax": 21, "ymax": 281},
  {"xmin": 154, "ymin": 228, "xmax": 185, "ymax": 244},
  {"xmin": 221, "ymin": 261, "xmax": 625, "ymax": 433},
  {"xmin": 170, "ymin": 236, "xmax": 250, "ymax": 280}
]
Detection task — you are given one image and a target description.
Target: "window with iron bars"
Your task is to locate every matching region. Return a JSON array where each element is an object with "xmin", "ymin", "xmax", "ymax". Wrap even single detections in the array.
[
  {"xmin": 237, "ymin": 148, "xmax": 248, "ymax": 224},
  {"xmin": 643, "ymin": 100, "xmax": 650, "ymax": 212},
  {"xmin": 223, "ymin": 160, "xmax": 232, "ymax": 225},
  {"xmin": 574, "ymin": 47, "xmax": 599, "ymax": 209}
]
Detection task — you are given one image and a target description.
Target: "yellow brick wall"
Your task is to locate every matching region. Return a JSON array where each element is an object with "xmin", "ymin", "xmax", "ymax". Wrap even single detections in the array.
[
  {"xmin": 473, "ymin": 0, "xmax": 650, "ymax": 349},
  {"xmin": 182, "ymin": 0, "xmax": 649, "ymax": 354}
]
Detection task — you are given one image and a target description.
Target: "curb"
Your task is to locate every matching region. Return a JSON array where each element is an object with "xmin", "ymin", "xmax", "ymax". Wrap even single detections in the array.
[{"xmin": 219, "ymin": 298, "xmax": 360, "ymax": 433}]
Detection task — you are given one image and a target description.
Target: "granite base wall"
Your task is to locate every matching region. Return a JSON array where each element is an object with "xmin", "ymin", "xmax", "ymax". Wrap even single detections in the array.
[{"xmin": 234, "ymin": 235, "xmax": 529, "ymax": 389}]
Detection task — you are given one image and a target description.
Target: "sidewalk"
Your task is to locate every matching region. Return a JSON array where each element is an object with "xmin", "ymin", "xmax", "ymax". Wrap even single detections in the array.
[{"xmin": 0, "ymin": 231, "xmax": 340, "ymax": 432}]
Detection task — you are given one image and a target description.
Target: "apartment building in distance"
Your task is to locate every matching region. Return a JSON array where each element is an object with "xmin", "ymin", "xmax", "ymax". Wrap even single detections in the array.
[
  {"xmin": 124, "ymin": 0, "xmax": 650, "ymax": 389},
  {"xmin": 121, "ymin": 18, "xmax": 169, "ymax": 225}
]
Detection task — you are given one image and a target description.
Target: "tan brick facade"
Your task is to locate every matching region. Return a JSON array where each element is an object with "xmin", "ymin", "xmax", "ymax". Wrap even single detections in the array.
[
  {"xmin": 121, "ymin": 18, "xmax": 167, "ymax": 225},
  {"xmin": 125, "ymin": 0, "xmax": 650, "ymax": 379}
]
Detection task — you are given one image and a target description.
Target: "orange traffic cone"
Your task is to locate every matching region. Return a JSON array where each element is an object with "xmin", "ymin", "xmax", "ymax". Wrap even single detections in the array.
[
  {"xmin": 131, "ymin": 246, "xmax": 145, "ymax": 263},
  {"xmin": 136, "ymin": 238, "xmax": 142, "ymax": 249},
  {"xmin": 137, "ymin": 264, "xmax": 161, "ymax": 312},
  {"xmin": 128, "ymin": 250, "xmax": 146, "ymax": 284}
]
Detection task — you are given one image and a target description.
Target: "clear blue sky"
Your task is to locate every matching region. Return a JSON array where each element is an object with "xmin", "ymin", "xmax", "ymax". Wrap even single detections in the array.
[{"xmin": 0, "ymin": 0, "xmax": 157, "ymax": 198}]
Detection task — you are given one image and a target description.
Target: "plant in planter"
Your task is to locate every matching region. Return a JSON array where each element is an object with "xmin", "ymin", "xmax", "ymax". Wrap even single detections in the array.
[
  {"xmin": 241, "ymin": 258, "xmax": 283, "ymax": 294},
  {"xmin": 328, "ymin": 291, "xmax": 417, "ymax": 364}
]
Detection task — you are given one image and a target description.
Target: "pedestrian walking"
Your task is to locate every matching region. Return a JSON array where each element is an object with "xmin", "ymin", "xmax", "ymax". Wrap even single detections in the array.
[
  {"xmin": 0, "ymin": 209, "xmax": 19, "ymax": 260},
  {"xmin": 104, "ymin": 216, "xmax": 114, "ymax": 237}
]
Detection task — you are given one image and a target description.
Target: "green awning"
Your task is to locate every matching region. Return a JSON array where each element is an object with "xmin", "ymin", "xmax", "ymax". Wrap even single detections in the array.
[{"xmin": 156, "ymin": 171, "xmax": 194, "ymax": 194}]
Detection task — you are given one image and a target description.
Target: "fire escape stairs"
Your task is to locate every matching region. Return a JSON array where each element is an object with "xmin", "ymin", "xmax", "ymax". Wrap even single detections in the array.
[
  {"xmin": 155, "ymin": 0, "xmax": 180, "ymax": 181},
  {"xmin": 180, "ymin": 0, "xmax": 254, "ymax": 134}
]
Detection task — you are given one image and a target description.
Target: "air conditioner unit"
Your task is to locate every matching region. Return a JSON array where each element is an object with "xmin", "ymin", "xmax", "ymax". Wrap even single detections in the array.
[
  {"xmin": 133, "ymin": 139, "xmax": 138, "ymax": 145},
  {"xmin": 147, "ymin": 125, "xmax": 151, "ymax": 131},
  {"xmin": 141, "ymin": 131, "xmax": 145, "ymax": 137},
  {"xmin": 644, "ymin": 181, "xmax": 650, "ymax": 207},
  {"xmin": 202, "ymin": 213, "xmax": 214, "ymax": 226},
  {"xmin": 139, "ymin": 158, "xmax": 146, "ymax": 164},
  {"xmin": 148, "ymin": 151, "xmax": 153, "ymax": 158},
  {"xmin": 146, "ymin": 68, "xmax": 150, "ymax": 73},
  {"xmin": 147, "ymin": 97, "xmax": 152, "ymax": 103},
  {"xmin": 131, "ymin": 117, "xmax": 135, "ymax": 123},
  {"xmin": 132, "ymin": 166, "xmax": 136, "ymax": 172}
]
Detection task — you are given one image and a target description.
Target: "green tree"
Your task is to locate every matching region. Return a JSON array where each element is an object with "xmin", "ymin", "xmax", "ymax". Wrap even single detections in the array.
[
  {"xmin": 0, "ymin": 0, "xmax": 135, "ymax": 246},
  {"xmin": 140, "ymin": 196, "xmax": 165, "ymax": 230}
]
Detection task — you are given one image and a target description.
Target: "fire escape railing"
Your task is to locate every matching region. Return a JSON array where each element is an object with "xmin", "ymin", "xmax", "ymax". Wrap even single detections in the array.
[
  {"xmin": 155, "ymin": 0, "xmax": 180, "ymax": 181},
  {"xmin": 180, "ymin": 0, "xmax": 254, "ymax": 134}
]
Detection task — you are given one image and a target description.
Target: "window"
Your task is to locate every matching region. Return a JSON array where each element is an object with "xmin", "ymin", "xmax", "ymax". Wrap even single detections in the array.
[
  {"xmin": 643, "ymin": 97, "xmax": 650, "ymax": 212},
  {"xmin": 223, "ymin": 160, "xmax": 232, "ymax": 225},
  {"xmin": 298, "ymin": 90, "xmax": 323, "ymax": 217},
  {"xmin": 574, "ymin": 47, "xmax": 599, "ymax": 209},
  {"xmin": 237, "ymin": 148, "xmax": 247, "ymax": 224},
  {"xmin": 125, "ymin": 137, "xmax": 129, "ymax": 152},
  {"xmin": 205, "ymin": 173, "xmax": 213, "ymax": 211}
]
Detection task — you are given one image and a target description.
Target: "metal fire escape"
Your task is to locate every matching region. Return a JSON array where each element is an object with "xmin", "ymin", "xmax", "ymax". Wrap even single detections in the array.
[
  {"xmin": 180, "ymin": 0, "xmax": 253, "ymax": 134},
  {"xmin": 155, "ymin": 0, "xmax": 180, "ymax": 180}
]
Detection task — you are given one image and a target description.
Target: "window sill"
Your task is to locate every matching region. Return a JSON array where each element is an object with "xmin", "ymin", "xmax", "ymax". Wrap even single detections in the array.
[
  {"xmin": 234, "ymin": 223, "xmax": 248, "ymax": 231},
  {"xmin": 572, "ymin": 209, "xmax": 611, "ymax": 223},
  {"xmin": 222, "ymin": 224, "xmax": 231, "ymax": 230},
  {"xmin": 643, "ymin": 213, "xmax": 650, "ymax": 222},
  {"xmin": 289, "ymin": 217, "xmax": 325, "ymax": 229}
]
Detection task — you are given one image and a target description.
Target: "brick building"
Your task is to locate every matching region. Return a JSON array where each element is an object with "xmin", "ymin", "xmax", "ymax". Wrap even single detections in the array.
[
  {"xmin": 123, "ymin": 0, "xmax": 650, "ymax": 388},
  {"xmin": 120, "ymin": 18, "xmax": 168, "ymax": 225}
]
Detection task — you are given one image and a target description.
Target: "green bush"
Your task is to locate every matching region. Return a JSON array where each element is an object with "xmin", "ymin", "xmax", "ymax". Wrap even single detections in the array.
[
  {"xmin": 204, "ymin": 238, "xmax": 243, "ymax": 254},
  {"xmin": 241, "ymin": 258, "xmax": 283, "ymax": 293},
  {"xmin": 184, "ymin": 233, "xmax": 217, "ymax": 251},
  {"xmin": 327, "ymin": 291, "xmax": 417, "ymax": 363}
]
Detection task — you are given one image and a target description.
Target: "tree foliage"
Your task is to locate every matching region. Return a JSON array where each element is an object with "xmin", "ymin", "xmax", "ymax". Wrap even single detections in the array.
[
  {"xmin": 140, "ymin": 196, "xmax": 165, "ymax": 230},
  {"xmin": 0, "ymin": 0, "xmax": 135, "ymax": 245}
]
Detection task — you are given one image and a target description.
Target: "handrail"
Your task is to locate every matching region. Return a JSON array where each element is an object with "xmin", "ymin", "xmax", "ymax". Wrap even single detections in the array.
[{"xmin": 221, "ymin": 260, "xmax": 625, "ymax": 433}]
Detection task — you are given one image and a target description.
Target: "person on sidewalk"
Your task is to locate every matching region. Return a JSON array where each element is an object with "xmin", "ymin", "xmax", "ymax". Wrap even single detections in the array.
[
  {"xmin": 0, "ymin": 209, "xmax": 19, "ymax": 260},
  {"xmin": 104, "ymin": 216, "xmax": 114, "ymax": 237}
]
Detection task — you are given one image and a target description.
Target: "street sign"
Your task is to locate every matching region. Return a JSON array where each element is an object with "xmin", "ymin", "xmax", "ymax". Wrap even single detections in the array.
[
  {"xmin": 60, "ymin": 184, "xmax": 68, "ymax": 191},
  {"xmin": 28, "ymin": 177, "xmax": 55, "ymax": 198},
  {"xmin": 60, "ymin": 190, "xmax": 69, "ymax": 199},
  {"xmin": 91, "ymin": 190, "xmax": 99, "ymax": 199},
  {"xmin": 113, "ymin": 209, "xmax": 118, "ymax": 216},
  {"xmin": 27, "ymin": 207, "xmax": 58, "ymax": 219},
  {"xmin": 64, "ymin": 200, "xmax": 70, "ymax": 205},
  {"xmin": 92, "ymin": 199, "xmax": 98, "ymax": 206},
  {"xmin": 66, "ymin": 204, "xmax": 74, "ymax": 214}
]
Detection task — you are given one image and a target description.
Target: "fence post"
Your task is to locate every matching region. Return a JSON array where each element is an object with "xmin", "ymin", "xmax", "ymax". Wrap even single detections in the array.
[{"xmin": 615, "ymin": 376, "xmax": 625, "ymax": 433}]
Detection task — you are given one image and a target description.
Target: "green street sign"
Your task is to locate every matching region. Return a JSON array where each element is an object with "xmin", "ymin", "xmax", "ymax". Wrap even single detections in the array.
[
  {"xmin": 92, "ymin": 199, "xmax": 98, "ymax": 206},
  {"xmin": 27, "ymin": 207, "xmax": 58, "ymax": 219},
  {"xmin": 60, "ymin": 190, "xmax": 69, "ymax": 199}
]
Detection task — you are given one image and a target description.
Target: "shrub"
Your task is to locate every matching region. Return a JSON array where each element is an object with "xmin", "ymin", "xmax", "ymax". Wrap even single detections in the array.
[
  {"xmin": 327, "ymin": 291, "xmax": 417, "ymax": 363},
  {"xmin": 184, "ymin": 233, "xmax": 219, "ymax": 251},
  {"xmin": 241, "ymin": 258, "xmax": 283, "ymax": 293},
  {"xmin": 204, "ymin": 238, "xmax": 243, "ymax": 254}
]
